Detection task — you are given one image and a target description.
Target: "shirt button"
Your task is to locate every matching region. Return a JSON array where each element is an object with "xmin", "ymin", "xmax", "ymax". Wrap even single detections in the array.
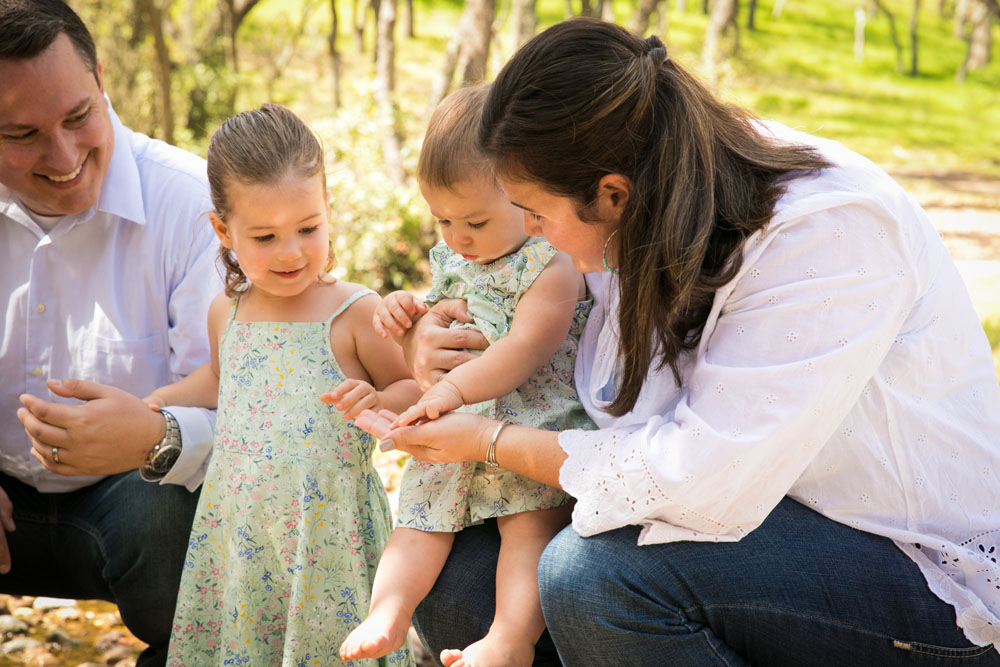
[
  {"xmin": 32, "ymin": 367, "xmax": 43, "ymax": 377},
  {"xmin": 35, "ymin": 304, "xmax": 45, "ymax": 313}
]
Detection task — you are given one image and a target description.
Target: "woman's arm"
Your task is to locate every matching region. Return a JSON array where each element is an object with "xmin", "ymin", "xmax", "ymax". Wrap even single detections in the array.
[{"xmin": 357, "ymin": 409, "xmax": 566, "ymax": 489}]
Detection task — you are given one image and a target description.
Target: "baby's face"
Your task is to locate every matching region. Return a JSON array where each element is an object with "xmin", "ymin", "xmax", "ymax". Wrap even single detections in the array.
[{"xmin": 419, "ymin": 175, "xmax": 530, "ymax": 265}]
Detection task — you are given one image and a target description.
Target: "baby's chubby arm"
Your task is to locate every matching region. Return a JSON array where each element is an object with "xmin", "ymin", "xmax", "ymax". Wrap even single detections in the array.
[
  {"xmin": 142, "ymin": 291, "xmax": 230, "ymax": 411},
  {"xmin": 395, "ymin": 252, "xmax": 584, "ymax": 426},
  {"xmin": 372, "ymin": 290, "xmax": 428, "ymax": 342}
]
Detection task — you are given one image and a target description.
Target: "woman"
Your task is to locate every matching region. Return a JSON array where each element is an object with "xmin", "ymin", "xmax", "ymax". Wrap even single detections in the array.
[{"xmin": 360, "ymin": 18, "xmax": 1000, "ymax": 666}]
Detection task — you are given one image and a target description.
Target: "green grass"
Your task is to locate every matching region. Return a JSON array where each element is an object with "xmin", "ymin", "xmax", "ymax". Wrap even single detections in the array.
[{"xmin": 231, "ymin": 0, "xmax": 1000, "ymax": 182}]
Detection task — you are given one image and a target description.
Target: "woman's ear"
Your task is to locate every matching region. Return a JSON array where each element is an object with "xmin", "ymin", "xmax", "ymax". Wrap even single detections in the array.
[
  {"xmin": 209, "ymin": 212, "xmax": 233, "ymax": 248},
  {"xmin": 596, "ymin": 173, "xmax": 633, "ymax": 223}
]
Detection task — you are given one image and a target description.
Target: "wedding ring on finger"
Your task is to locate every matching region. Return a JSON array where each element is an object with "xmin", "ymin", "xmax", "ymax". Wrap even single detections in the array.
[{"xmin": 51, "ymin": 446, "xmax": 61, "ymax": 464}]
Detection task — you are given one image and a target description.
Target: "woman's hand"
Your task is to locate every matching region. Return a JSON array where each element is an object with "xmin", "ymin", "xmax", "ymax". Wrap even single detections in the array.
[
  {"xmin": 356, "ymin": 409, "xmax": 494, "ymax": 464},
  {"xmin": 401, "ymin": 299, "xmax": 488, "ymax": 390}
]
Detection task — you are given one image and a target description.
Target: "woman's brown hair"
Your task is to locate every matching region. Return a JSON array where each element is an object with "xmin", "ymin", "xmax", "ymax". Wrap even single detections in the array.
[
  {"xmin": 207, "ymin": 103, "xmax": 334, "ymax": 296},
  {"xmin": 480, "ymin": 18, "xmax": 831, "ymax": 416}
]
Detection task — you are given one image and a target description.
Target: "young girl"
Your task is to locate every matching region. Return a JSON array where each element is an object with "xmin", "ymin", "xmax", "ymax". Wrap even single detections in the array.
[
  {"xmin": 143, "ymin": 104, "xmax": 419, "ymax": 666},
  {"xmin": 330, "ymin": 85, "xmax": 593, "ymax": 667}
]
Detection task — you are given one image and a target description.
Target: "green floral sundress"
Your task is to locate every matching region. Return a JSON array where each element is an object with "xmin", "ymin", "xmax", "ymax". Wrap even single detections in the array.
[{"xmin": 168, "ymin": 289, "xmax": 412, "ymax": 667}]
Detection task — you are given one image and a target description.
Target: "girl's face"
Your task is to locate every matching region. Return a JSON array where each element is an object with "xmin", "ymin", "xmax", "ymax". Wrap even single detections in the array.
[
  {"xmin": 212, "ymin": 172, "xmax": 330, "ymax": 300},
  {"xmin": 499, "ymin": 177, "xmax": 621, "ymax": 274},
  {"xmin": 419, "ymin": 175, "xmax": 529, "ymax": 265}
]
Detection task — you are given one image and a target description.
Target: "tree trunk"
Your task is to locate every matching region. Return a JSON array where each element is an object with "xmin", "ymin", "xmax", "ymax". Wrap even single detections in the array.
[
  {"xmin": 954, "ymin": 0, "xmax": 969, "ymax": 36},
  {"xmin": 632, "ymin": 0, "xmax": 660, "ymax": 34},
  {"xmin": 426, "ymin": 0, "xmax": 495, "ymax": 116},
  {"xmin": 375, "ymin": 0, "xmax": 404, "ymax": 184},
  {"xmin": 565, "ymin": 0, "xmax": 574, "ymax": 18},
  {"xmin": 747, "ymin": 0, "xmax": 757, "ymax": 28},
  {"xmin": 402, "ymin": 0, "xmax": 414, "ymax": 37},
  {"xmin": 371, "ymin": 0, "xmax": 381, "ymax": 61},
  {"xmin": 908, "ymin": 0, "xmax": 920, "ymax": 76},
  {"xmin": 872, "ymin": 0, "xmax": 905, "ymax": 72},
  {"xmin": 702, "ymin": 0, "xmax": 738, "ymax": 83},
  {"xmin": 957, "ymin": 0, "xmax": 999, "ymax": 80},
  {"xmin": 772, "ymin": 0, "xmax": 787, "ymax": 18},
  {"xmin": 510, "ymin": 0, "xmax": 538, "ymax": 49},
  {"xmin": 352, "ymin": 0, "xmax": 365, "ymax": 51},
  {"xmin": 329, "ymin": 0, "xmax": 342, "ymax": 107},
  {"xmin": 854, "ymin": 3, "xmax": 866, "ymax": 60},
  {"xmin": 137, "ymin": 0, "xmax": 175, "ymax": 143}
]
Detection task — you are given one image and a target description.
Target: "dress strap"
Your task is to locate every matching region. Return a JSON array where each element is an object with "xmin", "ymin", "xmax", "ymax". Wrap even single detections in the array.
[{"xmin": 326, "ymin": 288, "xmax": 378, "ymax": 324}]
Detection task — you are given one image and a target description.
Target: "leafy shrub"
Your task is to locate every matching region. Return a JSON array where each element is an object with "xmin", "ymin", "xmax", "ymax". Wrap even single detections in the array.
[{"xmin": 314, "ymin": 89, "xmax": 435, "ymax": 294}]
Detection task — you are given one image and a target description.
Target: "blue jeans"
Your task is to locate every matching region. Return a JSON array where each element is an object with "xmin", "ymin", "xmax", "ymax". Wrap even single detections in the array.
[
  {"xmin": 0, "ymin": 470, "xmax": 199, "ymax": 667},
  {"xmin": 414, "ymin": 498, "xmax": 998, "ymax": 666}
]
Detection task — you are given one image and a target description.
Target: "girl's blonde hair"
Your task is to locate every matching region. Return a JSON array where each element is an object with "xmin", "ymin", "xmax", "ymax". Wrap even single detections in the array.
[
  {"xmin": 207, "ymin": 103, "xmax": 335, "ymax": 296},
  {"xmin": 418, "ymin": 84, "xmax": 496, "ymax": 192}
]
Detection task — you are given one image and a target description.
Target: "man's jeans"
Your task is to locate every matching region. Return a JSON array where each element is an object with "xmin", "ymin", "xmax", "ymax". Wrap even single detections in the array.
[
  {"xmin": 0, "ymin": 470, "xmax": 199, "ymax": 667},
  {"xmin": 413, "ymin": 497, "xmax": 998, "ymax": 666}
]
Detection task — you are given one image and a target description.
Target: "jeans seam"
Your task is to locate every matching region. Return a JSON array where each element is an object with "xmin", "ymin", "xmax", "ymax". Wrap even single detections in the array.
[{"xmin": 691, "ymin": 601, "xmax": 988, "ymax": 656}]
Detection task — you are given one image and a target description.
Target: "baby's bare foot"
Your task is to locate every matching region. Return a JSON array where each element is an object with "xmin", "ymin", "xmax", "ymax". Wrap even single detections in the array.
[
  {"xmin": 339, "ymin": 607, "xmax": 410, "ymax": 661},
  {"xmin": 439, "ymin": 630, "xmax": 535, "ymax": 667}
]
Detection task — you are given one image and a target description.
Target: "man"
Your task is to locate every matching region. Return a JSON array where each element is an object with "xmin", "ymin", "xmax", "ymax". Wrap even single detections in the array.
[{"xmin": 0, "ymin": 0, "xmax": 219, "ymax": 663}]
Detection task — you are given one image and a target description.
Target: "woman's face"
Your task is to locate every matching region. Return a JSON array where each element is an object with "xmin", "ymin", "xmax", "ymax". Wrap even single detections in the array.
[{"xmin": 499, "ymin": 177, "xmax": 621, "ymax": 274}]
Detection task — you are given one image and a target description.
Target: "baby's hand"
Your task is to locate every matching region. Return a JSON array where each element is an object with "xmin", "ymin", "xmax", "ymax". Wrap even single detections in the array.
[
  {"xmin": 373, "ymin": 290, "xmax": 428, "ymax": 339},
  {"xmin": 321, "ymin": 379, "xmax": 382, "ymax": 420},
  {"xmin": 393, "ymin": 380, "xmax": 464, "ymax": 427},
  {"xmin": 143, "ymin": 393, "xmax": 167, "ymax": 412}
]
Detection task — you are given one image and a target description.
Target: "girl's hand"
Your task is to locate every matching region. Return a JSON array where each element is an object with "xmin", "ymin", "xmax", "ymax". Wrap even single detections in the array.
[
  {"xmin": 373, "ymin": 291, "xmax": 428, "ymax": 339},
  {"xmin": 355, "ymin": 409, "xmax": 494, "ymax": 464},
  {"xmin": 393, "ymin": 380, "xmax": 464, "ymax": 426},
  {"xmin": 321, "ymin": 379, "xmax": 382, "ymax": 421},
  {"xmin": 142, "ymin": 393, "xmax": 166, "ymax": 412}
]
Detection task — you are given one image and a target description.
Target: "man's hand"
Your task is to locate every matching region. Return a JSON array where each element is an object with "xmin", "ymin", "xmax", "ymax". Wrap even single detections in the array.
[
  {"xmin": 17, "ymin": 378, "xmax": 165, "ymax": 476},
  {"xmin": 0, "ymin": 485, "xmax": 14, "ymax": 574},
  {"xmin": 320, "ymin": 379, "xmax": 382, "ymax": 421},
  {"xmin": 401, "ymin": 299, "xmax": 488, "ymax": 391}
]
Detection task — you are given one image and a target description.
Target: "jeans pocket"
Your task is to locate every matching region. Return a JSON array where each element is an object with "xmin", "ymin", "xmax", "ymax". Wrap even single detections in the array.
[{"xmin": 892, "ymin": 639, "xmax": 997, "ymax": 661}]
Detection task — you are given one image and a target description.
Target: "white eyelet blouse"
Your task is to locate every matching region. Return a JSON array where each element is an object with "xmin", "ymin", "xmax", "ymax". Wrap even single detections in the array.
[{"xmin": 557, "ymin": 122, "xmax": 1000, "ymax": 650}]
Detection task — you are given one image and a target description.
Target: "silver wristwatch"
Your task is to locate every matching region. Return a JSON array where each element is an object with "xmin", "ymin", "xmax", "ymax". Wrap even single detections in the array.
[{"xmin": 140, "ymin": 409, "xmax": 182, "ymax": 481}]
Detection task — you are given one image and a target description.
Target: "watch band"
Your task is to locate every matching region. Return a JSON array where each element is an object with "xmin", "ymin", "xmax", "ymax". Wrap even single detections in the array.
[{"xmin": 140, "ymin": 409, "xmax": 181, "ymax": 482}]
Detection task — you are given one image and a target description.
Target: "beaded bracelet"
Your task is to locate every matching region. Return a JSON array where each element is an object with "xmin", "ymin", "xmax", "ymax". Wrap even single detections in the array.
[{"xmin": 485, "ymin": 422, "xmax": 505, "ymax": 470}]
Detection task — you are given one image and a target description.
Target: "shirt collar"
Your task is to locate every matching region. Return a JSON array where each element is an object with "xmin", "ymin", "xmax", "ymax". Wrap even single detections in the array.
[
  {"xmin": 97, "ymin": 102, "xmax": 146, "ymax": 226},
  {"xmin": 0, "ymin": 99, "xmax": 146, "ymax": 229}
]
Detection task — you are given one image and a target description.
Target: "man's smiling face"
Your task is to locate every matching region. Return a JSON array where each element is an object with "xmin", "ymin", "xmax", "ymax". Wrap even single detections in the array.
[{"xmin": 0, "ymin": 32, "xmax": 113, "ymax": 216}]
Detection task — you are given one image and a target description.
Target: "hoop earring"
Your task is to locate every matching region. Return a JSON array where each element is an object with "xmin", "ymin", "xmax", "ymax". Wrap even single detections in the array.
[{"xmin": 602, "ymin": 229, "xmax": 620, "ymax": 275}]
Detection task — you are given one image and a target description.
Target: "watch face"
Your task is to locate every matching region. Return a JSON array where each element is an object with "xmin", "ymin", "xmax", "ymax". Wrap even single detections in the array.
[{"xmin": 151, "ymin": 445, "xmax": 181, "ymax": 474}]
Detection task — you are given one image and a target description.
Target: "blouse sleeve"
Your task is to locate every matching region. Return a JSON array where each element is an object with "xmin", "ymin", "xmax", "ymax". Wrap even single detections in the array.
[{"xmin": 558, "ymin": 200, "xmax": 921, "ymax": 544}]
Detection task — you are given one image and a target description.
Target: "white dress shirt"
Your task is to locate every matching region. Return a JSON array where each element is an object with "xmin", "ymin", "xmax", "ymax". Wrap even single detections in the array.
[
  {"xmin": 1, "ymin": 105, "xmax": 220, "ymax": 492},
  {"xmin": 558, "ymin": 122, "xmax": 1000, "ymax": 649}
]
